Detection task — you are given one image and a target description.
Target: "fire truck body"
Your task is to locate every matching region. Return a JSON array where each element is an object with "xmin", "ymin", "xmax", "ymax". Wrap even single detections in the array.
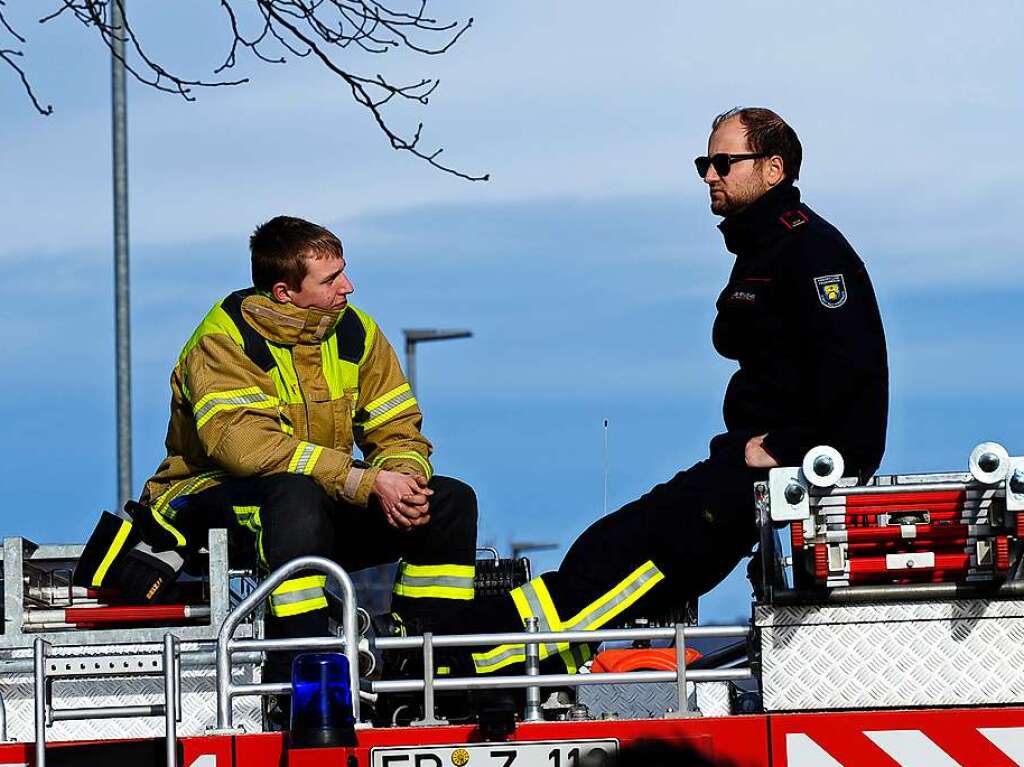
[{"xmin": 1, "ymin": 442, "xmax": 1023, "ymax": 766}]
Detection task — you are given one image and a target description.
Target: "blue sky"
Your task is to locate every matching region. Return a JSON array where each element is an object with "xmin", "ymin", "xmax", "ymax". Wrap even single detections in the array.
[{"xmin": 2, "ymin": 2, "xmax": 1022, "ymax": 623}]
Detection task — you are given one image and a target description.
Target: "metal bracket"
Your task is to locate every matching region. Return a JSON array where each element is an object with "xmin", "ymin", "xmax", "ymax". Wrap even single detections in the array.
[
  {"xmin": 768, "ymin": 468, "xmax": 810, "ymax": 522},
  {"xmin": 410, "ymin": 632, "xmax": 448, "ymax": 727},
  {"xmin": 1006, "ymin": 457, "xmax": 1024, "ymax": 512}
]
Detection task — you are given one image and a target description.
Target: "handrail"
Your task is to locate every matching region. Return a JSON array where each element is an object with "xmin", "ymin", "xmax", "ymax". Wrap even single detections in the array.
[
  {"xmin": 214, "ymin": 556, "xmax": 360, "ymax": 729},
  {"xmin": 216, "ymin": 557, "xmax": 752, "ymax": 728}
]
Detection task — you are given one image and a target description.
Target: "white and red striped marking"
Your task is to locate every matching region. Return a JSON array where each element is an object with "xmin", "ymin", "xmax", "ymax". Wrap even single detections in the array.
[{"xmin": 782, "ymin": 722, "xmax": 1024, "ymax": 766}]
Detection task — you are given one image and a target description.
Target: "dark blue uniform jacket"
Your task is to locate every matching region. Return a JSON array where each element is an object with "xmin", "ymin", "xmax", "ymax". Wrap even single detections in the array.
[{"xmin": 712, "ymin": 181, "xmax": 889, "ymax": 480}]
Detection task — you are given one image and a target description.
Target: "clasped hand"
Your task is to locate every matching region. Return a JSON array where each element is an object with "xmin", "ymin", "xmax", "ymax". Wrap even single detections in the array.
[{"xmin": 372, "ymin": 470, "xmax": 433, "ymax": 530}]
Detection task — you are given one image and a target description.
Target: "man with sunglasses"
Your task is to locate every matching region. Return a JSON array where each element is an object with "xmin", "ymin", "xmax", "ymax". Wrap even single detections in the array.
[{"xmin": 389, "ymin": 108, "xmax": 889, "ymax": 691}]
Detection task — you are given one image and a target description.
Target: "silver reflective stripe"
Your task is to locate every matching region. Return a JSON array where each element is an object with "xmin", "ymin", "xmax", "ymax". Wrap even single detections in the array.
[
  {"xmin": 269, "ymin": 586, "xmax": 326, "ymax": 608},
  {"xmin": 293, "ymin": 443, "xmax": 316, "ymax": 473},
  {"xmin": 194, "ymin": 391, "xmax": 272, "ymax": 422},
  {"xmin": 396, "ymin": 574, "xmax": 475, "ymax": 590},
  {"xmin": 564, "ymin": 563, "xmax": 662, "ymax": 630},
  {"xmin": 131, "ymin": 541, "xmax": 184, "ymax": 573},
  {"xmin": 518, "ymin": 582, "xmax": 560, "ymax": 657},
  {"xmin": 365, "ymin": 389, "xmax": 414, "ymax": 421},
  {"xmin": 474, "ymin": 645, "xmax": 524, "ymax": 671}
]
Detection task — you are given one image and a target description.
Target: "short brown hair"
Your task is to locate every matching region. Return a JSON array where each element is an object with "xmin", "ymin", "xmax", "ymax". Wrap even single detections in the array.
[
  {"xmin": 249, "ymin": 216, "xmax": 343, "ymax": 292},
  {"xmin": 712, "ymin": 107, "xmax": 802, "ymax": 181}
]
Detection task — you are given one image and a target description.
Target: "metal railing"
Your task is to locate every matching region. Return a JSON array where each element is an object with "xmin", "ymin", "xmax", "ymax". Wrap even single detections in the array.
[
  {"xmin": 19, "ymin": 553, "xmax": 753, "ymax": 760},
  {"xmin": 215, "ymin": 556, "xmax": 361, "ymax": 730},
  {"xmin": 215, "ymin": 556, "xmax": 752, "ymax": 729},
  {"xmin": 33, "ymin": 634, "xmax": 181, "ymax": 767}
]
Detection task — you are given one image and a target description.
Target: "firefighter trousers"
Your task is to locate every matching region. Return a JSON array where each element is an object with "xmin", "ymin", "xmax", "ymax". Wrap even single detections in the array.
[
  {"xmin": 464, "ymin": 432, "xmax": 767, "ymax": 674},
  {"xmin": 177, "ymin": 473, "xmax": 477, "ymax": 678}
]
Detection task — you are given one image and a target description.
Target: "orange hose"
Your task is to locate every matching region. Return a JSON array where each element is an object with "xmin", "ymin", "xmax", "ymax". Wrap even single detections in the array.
[{"xmin": 590, "ymin": 647, "xmax": 702, "ymax": 673}]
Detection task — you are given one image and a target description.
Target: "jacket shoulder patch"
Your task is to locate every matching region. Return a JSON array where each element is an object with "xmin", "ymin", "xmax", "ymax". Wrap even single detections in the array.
[
  {"xmin": 779, "ymin": 209, "xmax": 809, "ymax": 230},
  {"xmin": 336, "ymin": 308, "xmax": 367, "ymax": 364},
  {"xmin": 220, "ymin": 291, "xmax": 276, "ymax": 371},
  {"xmin": 813, "ymin": 273, "xmax": 847, "ymax": 308}
]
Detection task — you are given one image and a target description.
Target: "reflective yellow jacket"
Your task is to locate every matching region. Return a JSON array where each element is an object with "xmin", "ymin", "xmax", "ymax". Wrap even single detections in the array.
[{"xmin": 140, "ymin": 289, "xmax": 432, "ymax": 529}]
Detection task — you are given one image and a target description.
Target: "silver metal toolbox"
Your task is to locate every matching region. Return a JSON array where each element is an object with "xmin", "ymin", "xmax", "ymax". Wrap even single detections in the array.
[{"xmin": 756, "ymin": 598, "xmax": 1024, "ymax": 711}]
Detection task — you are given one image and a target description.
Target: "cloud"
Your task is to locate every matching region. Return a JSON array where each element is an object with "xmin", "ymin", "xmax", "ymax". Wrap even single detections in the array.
[{"xmin": 2, "ymin": 0, "xmax": 1021, "ymax": 268}]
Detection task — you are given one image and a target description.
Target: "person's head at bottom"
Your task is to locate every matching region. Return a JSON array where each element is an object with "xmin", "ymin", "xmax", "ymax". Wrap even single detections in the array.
[{"xmin": 594, "ymin": 738, "xmax": 733, "ymax": 767}]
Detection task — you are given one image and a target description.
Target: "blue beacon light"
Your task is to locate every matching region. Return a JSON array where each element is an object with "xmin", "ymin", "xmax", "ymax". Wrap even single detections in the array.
[{"xmin": 290, "ymin": 652, "xmax": 356, "ymax": 748}]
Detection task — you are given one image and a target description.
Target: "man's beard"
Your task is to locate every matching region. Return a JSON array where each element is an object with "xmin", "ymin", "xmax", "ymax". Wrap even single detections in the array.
[{"xmin": 710, "ymin": 181, "xmax": 766, "ymax": 217}]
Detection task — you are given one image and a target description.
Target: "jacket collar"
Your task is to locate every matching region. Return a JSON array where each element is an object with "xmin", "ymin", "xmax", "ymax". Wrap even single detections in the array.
[
  {"xmin": 717, "ymin": 181, "xmax": 801, "ymax": 257},
  {"xmin": 240, "ymin": 292, "xmax": 342, "ymax": 345}
]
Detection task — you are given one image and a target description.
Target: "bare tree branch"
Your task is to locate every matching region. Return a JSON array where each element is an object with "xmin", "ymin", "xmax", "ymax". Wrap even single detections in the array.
[
  {"xmin": 0, "ymin": 1, "xmax": 52, "ymax": 113},
  {"xmin": 4, "ymin": 0, "xmax": 487, "ymax": 180}
]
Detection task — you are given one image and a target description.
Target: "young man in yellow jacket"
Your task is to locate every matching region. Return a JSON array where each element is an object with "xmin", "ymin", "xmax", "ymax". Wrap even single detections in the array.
[{"xmin": 79, "ymin": 215, "xmax": 477, "ymax": 682}]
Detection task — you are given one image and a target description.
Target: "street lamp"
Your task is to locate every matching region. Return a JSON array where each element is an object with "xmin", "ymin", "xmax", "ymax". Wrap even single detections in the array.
[
  {"xmin": 509, "ymin": 541, "xmax": 560, "ymax": 581},
  {"xmin": 402, "ymin": 329, "xmax": 472, "ymax": 391}
]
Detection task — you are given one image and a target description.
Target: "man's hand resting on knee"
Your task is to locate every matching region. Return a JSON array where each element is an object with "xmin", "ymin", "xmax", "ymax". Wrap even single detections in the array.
[{"xmin": 372, "ymin": 470, "xmax": 433, "ymax": 530}]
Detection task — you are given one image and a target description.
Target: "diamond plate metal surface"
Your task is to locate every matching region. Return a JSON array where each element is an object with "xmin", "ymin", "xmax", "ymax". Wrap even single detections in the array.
[
  {"xmin": 0, "ymin": 643, "xmax": 263, "ymax": 742},
  {"xmin": 755, "ymin": 598, "xmax": 1024, "ymax": 627},
  {"xmin": 760, "ymin": 599, "xmax": 1024, "ymax": 711},
  {"xmin": 577, "ymin": 681, "xmax": 730, "ymax": 719}
]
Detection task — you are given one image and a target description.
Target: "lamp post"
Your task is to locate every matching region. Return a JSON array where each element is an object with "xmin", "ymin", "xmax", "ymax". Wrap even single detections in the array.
[
  {"xmin": 402, "ymin": 329, "xmax": 472, "ymax": 391},
  {"xmin": 111, "ymin": 0, "xmax": 132, "ymax": 510}
]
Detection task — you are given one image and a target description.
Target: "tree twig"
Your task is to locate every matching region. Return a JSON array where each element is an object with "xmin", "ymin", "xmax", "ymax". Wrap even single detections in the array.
[{"xmin": 7, "ymin": 0, "xmax": 486, "ymax": 179}]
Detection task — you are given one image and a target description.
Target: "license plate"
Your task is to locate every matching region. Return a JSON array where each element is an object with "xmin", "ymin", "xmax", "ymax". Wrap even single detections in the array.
[{"xmin": 371, "ymin": 738, "xmax": 619, "ymax": 767}]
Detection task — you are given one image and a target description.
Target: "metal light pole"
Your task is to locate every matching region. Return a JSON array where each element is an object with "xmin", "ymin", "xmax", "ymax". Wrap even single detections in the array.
[
  {"xmin": 111, "ymin": 0, "xmax": 132, "ymax": 510},
  {"xmin": 402, "ymin": 329, "xmax": 472, "ymax": 391}
]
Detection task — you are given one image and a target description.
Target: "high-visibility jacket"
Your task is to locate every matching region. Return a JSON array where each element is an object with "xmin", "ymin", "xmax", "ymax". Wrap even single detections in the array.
[{"xmin": 140, "ymin": 288, "xmax": 432, "ymax": 532}]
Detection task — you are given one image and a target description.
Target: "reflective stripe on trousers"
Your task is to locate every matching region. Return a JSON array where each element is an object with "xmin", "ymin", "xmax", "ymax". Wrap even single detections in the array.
[
  {"xmin": 268, "ymin": 574, "xmax": 328, "ymax": 617},
  {"xmin": 472, "ymin": 560, "xmax": 665, "ymax": 674},
  {"xmin": 392, "ymin": 562, "xmax": 475, "ymax": 600}
]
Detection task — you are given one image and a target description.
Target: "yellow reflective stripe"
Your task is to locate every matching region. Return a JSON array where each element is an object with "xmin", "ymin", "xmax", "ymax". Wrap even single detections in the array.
[
  {"xmin": 398, "ymin": 563, "xmax": 474, "ymax": 578},
  {"xmin": 288, "ymin": 442, "xmax": 323, "ymax": 475},
  {"xmin": 152, "ymin": 471, "xmax": 224, "ymax": 520},
  {"xmin": 152, "ymin": 506, "xmax": 187, "ymax": 548},
  {"xmin": 392, "ymin": 562, "xmax": 475, "ymax": 599},
  {"xmin": 358, "ymin": 384, "xmax": 418, "ymax": 432},
  {"xmin": 472, "ymin": 646, "xmax": 526, "ymax": 673},
  {"xmin": 192, "ymin": 386, "xmax": 277, "ymax": 429},
  {"xmin": 269, "ymin": 575, "xmax": 328, "ymax": 617},
  {"xmin": 530, "ymin": 577, "xmax": 575, "ymax": 670},
  {"xmin": 363, "ymin": 383, "xmax": 412, "ymax": 414},
  {"xmin": 362, "ymin": 399, "xmax": 417, "ymax": 432},
  {"xmin": 272, "ymin": 575, "xmax": 327, "ymax": 595},
  {"xmin": 474, "ymin": 562, "xmax": 665, "ymax": 675},
  {"xmin": 372, "ymin": 451, "xmax": 433, "ymax": 480},
  {"xmin": 269, "ymin": 595, "xmax": 328, "ymax": 617},
  {"xmin": 232, "ymin": 505, "xmax": 262, "ymax": 533},
  {"xmin": 474, "ymin": 580, "xmax": 561, "ymax": 674},
  {"xmin": 393, "ymin": 584, "xmax": 475, "ymax": 600},
  {"xmin": 91, "ymin": 519, "xmax": 133, "ymax": 588},
  {"xmin": 563, "ymin": 560, "xmax": 665, "ymax": 631}
]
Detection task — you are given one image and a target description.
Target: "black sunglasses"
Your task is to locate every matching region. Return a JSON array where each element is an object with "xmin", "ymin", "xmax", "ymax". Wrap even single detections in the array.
[{"xmin": 694, "ymin": 153, "xmax": 767, "ymax": 179}]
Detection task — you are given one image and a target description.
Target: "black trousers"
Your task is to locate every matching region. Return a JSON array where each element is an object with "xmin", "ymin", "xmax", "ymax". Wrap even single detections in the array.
[
  {"xmin": 464, "ymin": 432, "xmax": 767, "ymax": 674},
  {"xmin": 178, "ymin": 473, "xmax": 477, "ymax": 677}
]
